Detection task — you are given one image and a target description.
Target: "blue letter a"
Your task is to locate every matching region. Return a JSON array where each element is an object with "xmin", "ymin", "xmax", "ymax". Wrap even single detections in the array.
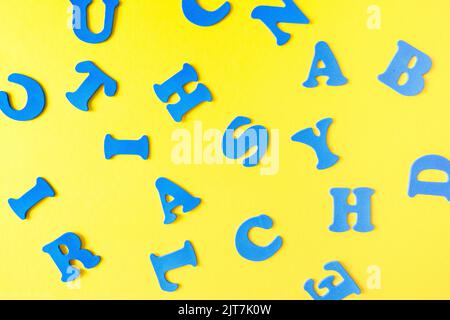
[
  {"xmin": 156, "ymin": 178, "xmax": 201, "ymax": 224},
  {"xmin": 303, "ymin": 41, "xmax": 348, "ymax": 88}
]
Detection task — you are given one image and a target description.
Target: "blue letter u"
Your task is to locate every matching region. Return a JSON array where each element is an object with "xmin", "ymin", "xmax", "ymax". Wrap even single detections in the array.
[{"xmin": 71, "ymin": 0, "xmax": 120, "ymax": 44}]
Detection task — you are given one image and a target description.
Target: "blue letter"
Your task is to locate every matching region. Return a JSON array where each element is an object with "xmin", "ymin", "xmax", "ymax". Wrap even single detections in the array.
[
  {"xmin": 182, "ymin": 0, "xmax": 231, "ymax": 27},
  {"xmin": 329, "ymin": 188, "xmax": 375, "ymax": 233},
  {"xmin": 0, "ymin": 74, "xmax": 45, "ymax": 121},
  {"xmin": 304, "ymin": 261, "xmax": 361, "ymax": 300},
  {"xmin": 291, "ymin": 118, "xmax": 339, "ymax": 170},
  {"xmin": 155, "ymin": 177, "xmax": 201, "ymax": 224},
  {"xmin": 408, "ymin": 155, "xmax": 450, "ymax": 201},
  {"xmin": 251, "ymin": 0, "xmax": 309, "ymax": 46},
  {"xmin": 154, "ymin": 63, "xmax": 212, "ymax": 122},
  {"xmin": 378, "ymin": 40, "xmax": 432, "ymax": 96},
  {"xmin": 66, "ymin": 61, "xmax": 117, "ymax": 112},
  {"xmin": 71, "ymin": 0, "xmax": 119, "ymax": 44},
  {"xmin": 235, "ymin": 214, "xmax": 283, "ymax": 262},
  {"xmin": 43, "ymin": 232, "xmax": 101, "ymax": 282},
  {"xmin": 8, "ymin": 178, "xmax": 55, "ymax": 220},
  {"xmin": 150, "ymin": 241, "xmax": 197, "ymax": 292},
  {"xmin": 222, "ymin": 116, "xmax": 269, "ymax": 167},
  {"xmin": 104, "ymin": 134, "xmax": 150, "ymax": 160},
  {"xmin": 303, "ymin": 41, "xmax": 348, "ymax": 88}
]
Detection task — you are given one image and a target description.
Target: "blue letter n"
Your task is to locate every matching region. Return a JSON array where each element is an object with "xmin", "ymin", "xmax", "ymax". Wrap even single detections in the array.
[{"xmin": 251, "ymin": 0, "xmax": 309, "ymax": 46}]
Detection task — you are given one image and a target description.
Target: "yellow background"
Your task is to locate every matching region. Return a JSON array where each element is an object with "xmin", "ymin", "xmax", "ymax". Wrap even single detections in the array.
[{"xmin": 0, "ymin": 0, "xmax": 448, "ymax": 300}]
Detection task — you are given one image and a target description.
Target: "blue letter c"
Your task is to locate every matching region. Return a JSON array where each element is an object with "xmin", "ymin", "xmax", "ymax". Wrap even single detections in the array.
[{"xmin": 235, "ymin": 214, "xmax": 283, "ymax": 262}]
